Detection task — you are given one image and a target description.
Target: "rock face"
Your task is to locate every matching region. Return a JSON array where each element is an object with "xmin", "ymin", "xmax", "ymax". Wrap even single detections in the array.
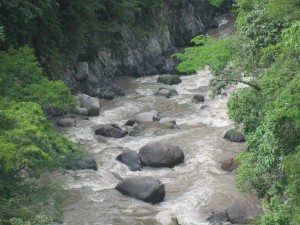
[
  {"xmin": 115, "ymin": 176, "xmax": 165, "ymax": 204},
  {"xmin": 62, "ymin": 0, "xmax": 219, "ymax": 98},
  {"xmin": 57, "ymin": 118, "xmax": 76, "ymax": 127},
  {"xmin": 157, "ymin": 75, "xmax": 182, "ymax": 85},
  {"xmin": 223, "ymin": 129, "xmax": 245, "ymax": 142},
  {"xmin": 78, "ymin": 94, "xmax": 101, "ymax": 116},
  {"xmin": 139, "ymin": 142, "xmax": 184, "ymax": 167},
  {"xmin": 66, "ymin": 156, "xmax": 98, "ymax": 171},
  {"xmin": 116, "ymin": 149, "xmax": 142, "ymax": 171},
  {"xmin": 95, "ymin": 124, "xmax": 127, "ymax": 138}
]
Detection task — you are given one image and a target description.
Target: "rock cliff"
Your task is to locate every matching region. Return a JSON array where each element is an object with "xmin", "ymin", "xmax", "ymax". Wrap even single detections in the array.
[{"xmin": 62, "ymin": 0, "xmax": 222, "ymax": 99}]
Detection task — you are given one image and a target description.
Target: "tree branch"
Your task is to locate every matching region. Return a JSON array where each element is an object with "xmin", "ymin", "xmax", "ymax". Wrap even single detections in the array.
[{"xmin": 216, "ymin": 79, "xmax": 261, "ymax": 91}]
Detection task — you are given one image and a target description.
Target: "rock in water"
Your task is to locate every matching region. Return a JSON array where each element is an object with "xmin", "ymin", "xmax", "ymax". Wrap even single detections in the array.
[
  {"xmin": 115, "ymin": 176, "xmax": 165, "ymax": 204},
  {"xmin": 57, "ymin": 118, "xmax": 76, "ymax": 127},
  {"xmin": 65, "ymin": 156, "xmax": 98, "ymax": 171},
  {"xmin": 125, "ymin": 110, "xmax": 158, "ymax": 125},
  {"xmin": 139, "ymin": 142, "xmax": 184, "ymax": 167},
  {"xmin": 157, "ymin": 75, "xmax": 182, "ymax": 85},
  {"xmin": 95, "ymin": 124, "xmax": 127, "ymax": 138},
  {"xmin": 192, "ymin": 94, "xmax": 205, "ymax": 103},
  {"xmin": 223, "ymin": 129, "xmax": 245, "ymax": 142},
  {"xmin": 78, "ymin": 94, "xmax": 101, "ymax": 116},
  {"xmin": 116, "ymin": 149, "xmax": 142, "ymax": 171},
  {"xmin": 221, "ymin": 158, "xmax": 239, "ymax": 172}
]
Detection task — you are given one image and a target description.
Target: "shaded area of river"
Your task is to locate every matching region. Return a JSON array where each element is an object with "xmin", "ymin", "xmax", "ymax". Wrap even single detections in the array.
[{"xmin": 48, "ymin": 13, "xmax": 257, "ymax": 225}]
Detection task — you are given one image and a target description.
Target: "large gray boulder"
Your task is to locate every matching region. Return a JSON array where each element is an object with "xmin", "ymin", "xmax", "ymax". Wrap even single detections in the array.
[
  {"xmin": 157, "ymin": 75, "xmax": 182, "ymax": 85},
  {"xmin": 75, "ymin": 62, "xmax": 89, "ymax": 81},
  {"xmin": 125, "ymin": 110, "xmax": 158, "ymax": 126},
  {"xmin": 78, "ymin": 94, "xmax": 101, "ymax": 116},
  {"xmin": 115, "ymin": 176, "xmax": 165, "ymax": 204},
  {"xmin": 116, "ymin": 149, "xmax": 142, "ymax": 171},
  {"xmin": 139, "ymin": 142, "xmax": 184, "ymax": 167},
  {"xmin": 226, "ymin": 201, "xmax": 263, "ymax": 224},
  {"xmin": 57, "ymin": 118, "xmax": 76, "ymax": 127},
  {"xmin": 95, "ymin": 124, "xmax": 127, "ymax": 138}
]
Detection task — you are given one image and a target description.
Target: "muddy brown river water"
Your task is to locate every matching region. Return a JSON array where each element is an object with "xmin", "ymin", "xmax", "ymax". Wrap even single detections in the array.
[{"xmin": 50, "ymin": 13, "xmax": 258, "ymax": 225}]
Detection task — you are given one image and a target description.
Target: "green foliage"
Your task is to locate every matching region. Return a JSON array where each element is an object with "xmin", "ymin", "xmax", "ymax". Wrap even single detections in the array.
[
  {"xmin": 0, "ymin": 45, "xmax": 82, "ymax": 223},
  {"xmin": 173, "ymin": 36, "xmax": 233, "ymax": 74},
  {"xmin": 208, "ymin": 0, "xmax": 225, "ymax": 7},
  {"xmin": 0, "ymin": 46, "xmax": 76, "ymax": 115}
]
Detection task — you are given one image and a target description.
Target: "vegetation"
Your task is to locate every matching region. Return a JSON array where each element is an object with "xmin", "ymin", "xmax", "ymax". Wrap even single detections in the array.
[
  {"xmin": 176, "ymin": 0, "xmax": 300, "ymax": 224},
  {"xmin": 0, "ymin": 40, "xmax": 82, "ymax": 224}
]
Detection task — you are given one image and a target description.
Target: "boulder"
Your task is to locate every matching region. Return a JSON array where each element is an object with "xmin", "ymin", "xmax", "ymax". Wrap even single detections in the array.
[
  {"xmin": 223, "ymin": 129, "xmax": 245, "ymax": 142},
  {"xmin": 115, "ymin": 176, "xmax": 165, "ymax": 204},
  {"xmin": 139, "ymin": 142, "xmax": 184, "ymax": 167},
  {"xmin": 192, "ymin": 94, "xmax": 205, "ymax": 103},
  {"xmin": 221, "ymin": 158, "xmax": 239, "ymax": 172},
  {"xmin": 73, "ymin": 107, "xmax": 89, "ymax": 116},
  {"xmin": 116, "ymin": 149, "xmax": 142, "ymax": 171},
  {"xmin": 57, "ymin": 118, "xmax": 76, "ymax": 127},
  {"xmin": 155, "ymin": 210, "xmax": 179, "ymax": 225},
  {"xmin": 157, "ymin": 75, "xmax": 182, "ymax": 85},
  {"xmin": 66, "ymin": 156, "xmax": 97, "ymax": 171},
  {"xmin": 75, "ymin": 62, "xmax": 89, "ymax": 81},
  {"xmin": 125, "ymin": 110, "xmax": 158, "ymax": 125},
  {"xmin": 95, "ymin": 124, "xmax": 127, "ymax": 138},
  {"xmin": 78, "ymin": 94, "xmax": 101, "ymax": 116},
  {"xmin": 226, "ymin": 201, "xmax": 263, "ymax": 224},
  {"xmin": 156, "ymin": 87, "xmax": 178, "ymax": 98},
  {"xmin": 207, "ymin": 211, "xmax": 229, "ymax": 223}
]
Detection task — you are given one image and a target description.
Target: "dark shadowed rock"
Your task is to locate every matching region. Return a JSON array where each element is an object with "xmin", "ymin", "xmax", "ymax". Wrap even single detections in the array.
[
  {"xmin": 116, "ymin": 149, "xmax": 142, "ymax": 171},
  {"xmin": 221, "ymin": 158, "xmax": 239, "ymax": 172},
  {"xmin": 226, "ymin": 201, "xmax": 263, "ymax": 224},
  {"xmin": 223, "ymin": 129, "xmax": 245, "ymax": 142},
  {"xmin": 207, "ymin": 211, "xmax": 229, "ymax": 223},
  {"xmin": 139, "ymin": 142, "xmax": 184, "ymax": 167},
  {"xmin": 192, "ymin": 94, "xmax": 205, "ymax": 103},
  {"xmin": 157, "ymin": 75, "xmax": 182, "ymax": 85},
  {"xmin": 66, "ymin": 156, "xmax": 97, "ymax": 171},
  {"xmin": 115, "ymin": 176, "xmax": 165, "ymax": 204},
  {"xmin": 57, "ymin": 118, "xmax": 76, "ymax": 127},
  {"xmin": 95, "ymin": 124, "xmax": 127, "ymax": 138}
]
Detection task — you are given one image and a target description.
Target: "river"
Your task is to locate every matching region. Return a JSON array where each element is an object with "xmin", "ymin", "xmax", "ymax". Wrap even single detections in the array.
[{"xmin": 52, "ymin": 13, "xmax": 254, "ymax": 225}]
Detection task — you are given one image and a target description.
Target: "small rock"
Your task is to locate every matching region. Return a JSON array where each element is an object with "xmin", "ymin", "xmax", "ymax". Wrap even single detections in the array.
[
  {"xmin": 65, "ymin": 156, "xmax": 97, "ymax": 171},
  {"xmin": 192, "ymin": 94, "xmax": 205, "ymax": 103},
  {"xmin": 73, "ymin": 107, "xmax": 89, "ymax": 116},
  {"xmin": 95, "ymin": 124, "xmax": 127, "ymax": 138},
  {"xmin": 78, "ymin": 94, "xmax": 101, "ymax": 116},
  {"xmin": 221, "ymin": 158, "xmax": 239, "ymax": 172},
  {"xmin": 157, "ymin": 75, "xmax": 182, "ymax": 85},
  {"xmin": 57, "ymin": 118, "xmax": 76, "ymax": 127},
  {"xmin": 116, "ymin": 149, "xmax": 142, "ymax": 171}
]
